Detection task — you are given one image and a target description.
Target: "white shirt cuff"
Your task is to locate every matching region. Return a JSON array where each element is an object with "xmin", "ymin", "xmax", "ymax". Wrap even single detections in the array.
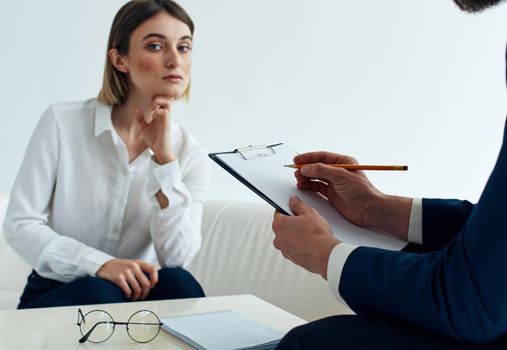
[
  {"xmin": 408, "ymin": 198, "xmax": 423, "ymax": 244},
  {"xmin": 327, "ymin": 242, "xmax": 359, "ymax": 308},
  {"xmin": 80, "ymin": 250, "xmax": 115, "ymax": 278},
  {"xmin": 147, "ymin": 158, "xmax": 189, "ymax": 210},
  {"xmin": 148, "ymin": 158, "xmax": 180, "ymax": 191}
]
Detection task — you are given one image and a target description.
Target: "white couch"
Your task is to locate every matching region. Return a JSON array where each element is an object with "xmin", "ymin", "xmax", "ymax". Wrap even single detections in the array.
[{"xmin": 0, "ymin": 191, "xmax": 351, "ymax": 321}]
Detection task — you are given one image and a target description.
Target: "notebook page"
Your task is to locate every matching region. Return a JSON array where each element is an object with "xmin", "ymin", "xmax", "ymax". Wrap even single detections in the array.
[{"xmin": 161, "ymin": 310, "xmax": 283, "ymax": 350}]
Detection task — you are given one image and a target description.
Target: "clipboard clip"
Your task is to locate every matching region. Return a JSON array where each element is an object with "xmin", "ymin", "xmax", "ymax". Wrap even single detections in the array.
[{"xmin": 234, "ymin": 143, "xmax": 283, "ymax": 160}]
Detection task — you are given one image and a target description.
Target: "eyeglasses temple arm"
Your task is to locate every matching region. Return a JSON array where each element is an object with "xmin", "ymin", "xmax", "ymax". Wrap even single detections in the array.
[{"xmin": 77, "ymin": 308, "xmax": 85, "ymax": 326}]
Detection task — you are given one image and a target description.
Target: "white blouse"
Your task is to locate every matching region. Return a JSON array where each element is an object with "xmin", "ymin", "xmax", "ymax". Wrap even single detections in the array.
[{"xmin": 3, "ymin": 98, "xmax": 211, "ymax": 283}]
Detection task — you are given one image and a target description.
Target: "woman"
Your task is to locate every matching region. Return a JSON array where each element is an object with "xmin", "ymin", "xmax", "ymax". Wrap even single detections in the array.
[{"xmin": 3, "ymin": 0, "xmax": 210, "ymax": 308}]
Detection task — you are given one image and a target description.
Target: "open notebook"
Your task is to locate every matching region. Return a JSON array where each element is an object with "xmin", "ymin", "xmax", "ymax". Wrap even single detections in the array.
[{"xmin": 161, "ymin": 309, "xmax": 283, "ymax": 350}]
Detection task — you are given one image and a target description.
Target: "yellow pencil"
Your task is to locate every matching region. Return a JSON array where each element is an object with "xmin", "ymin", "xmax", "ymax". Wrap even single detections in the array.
[{"xmin": 284, "ymin": 164, "xmax": 408, "ymax": 171}]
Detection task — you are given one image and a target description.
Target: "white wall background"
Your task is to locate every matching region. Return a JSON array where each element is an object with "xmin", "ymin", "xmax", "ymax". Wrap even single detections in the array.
[{"xmin": 1, "ymin": 0, "xmax": 506, "ymax": 204}]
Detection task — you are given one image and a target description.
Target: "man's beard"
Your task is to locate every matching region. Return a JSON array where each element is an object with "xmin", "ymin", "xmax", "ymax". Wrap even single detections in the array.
[{"xmin": 454, "ymin": 0, "xmax": 506, "ymax": 12}]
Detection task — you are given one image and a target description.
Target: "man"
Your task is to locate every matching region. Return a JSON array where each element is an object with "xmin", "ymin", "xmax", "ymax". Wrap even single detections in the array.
[{"xmin": 272, "ymin": 0, "xmax": 507, "ymax": 349}]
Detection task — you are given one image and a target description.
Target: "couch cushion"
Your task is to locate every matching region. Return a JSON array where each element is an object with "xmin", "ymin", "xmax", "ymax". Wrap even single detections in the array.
[
  {"xmin": 0, "ymin": 232, "xmax": 32, "ymax": 293},
  {"xmin": 0, "ymin": 291, "xmax": 20, "ymax": 310}
]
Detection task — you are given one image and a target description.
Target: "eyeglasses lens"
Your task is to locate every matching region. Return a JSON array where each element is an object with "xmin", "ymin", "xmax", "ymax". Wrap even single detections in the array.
[
  {"xmin": 79, "ymin": 310, "xmax": 115, "ymax": 343},
  {"xmin": 127, "ymin": 310, "xmax": 161, "ymax": 343}
]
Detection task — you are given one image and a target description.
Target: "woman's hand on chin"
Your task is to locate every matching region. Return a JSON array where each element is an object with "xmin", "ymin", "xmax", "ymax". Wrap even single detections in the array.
[{"xmin": 135, "ymin": 95, "xmax": 177, "ymax": 164}]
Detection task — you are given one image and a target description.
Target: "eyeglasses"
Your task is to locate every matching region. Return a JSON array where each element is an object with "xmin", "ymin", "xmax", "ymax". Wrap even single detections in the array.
[{"xmin": 77, "ymin": 308, "xmax": 162, "ymax": 343}]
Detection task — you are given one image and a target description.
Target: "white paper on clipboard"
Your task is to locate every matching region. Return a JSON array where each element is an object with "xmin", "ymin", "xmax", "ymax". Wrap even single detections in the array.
[{"xmin": 209, "ymin": 143, "xmax": 407, "ymax": 251}]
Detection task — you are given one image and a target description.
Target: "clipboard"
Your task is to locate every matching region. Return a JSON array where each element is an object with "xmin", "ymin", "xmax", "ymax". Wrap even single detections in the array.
[{"xmin": 209, "ymin": 143, "xmax": 407, "ymax": 250}]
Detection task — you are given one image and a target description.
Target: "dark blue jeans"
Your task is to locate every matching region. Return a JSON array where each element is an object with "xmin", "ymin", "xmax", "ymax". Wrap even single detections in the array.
[
  {"xmin": 276, "ymin": 315, "xmax": 507, "ymax": 350},
  {"xmin": 18, "ymin": 267, "xmax": 204, "ymax": 309}
]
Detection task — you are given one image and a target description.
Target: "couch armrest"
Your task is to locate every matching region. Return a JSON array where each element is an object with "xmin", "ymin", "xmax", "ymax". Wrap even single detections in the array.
[{"xmin": 0, "ymin": 192, "xmax": 32, "ymax": 309}]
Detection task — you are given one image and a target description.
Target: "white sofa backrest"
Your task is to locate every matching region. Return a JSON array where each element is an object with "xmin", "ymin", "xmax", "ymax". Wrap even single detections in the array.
[{"xmin": 187, "ymin": 200, "xmax": 346, "ymax": 321}]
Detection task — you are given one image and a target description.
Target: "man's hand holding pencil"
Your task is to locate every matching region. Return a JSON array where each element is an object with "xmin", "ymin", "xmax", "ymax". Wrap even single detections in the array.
[
  {"xmin": 289, "ymin": 152, "xmax": 386, "ymax": 228},
  {"xmin": 272, "ymin": 151, "xmax": 413, "ymax": 278}
]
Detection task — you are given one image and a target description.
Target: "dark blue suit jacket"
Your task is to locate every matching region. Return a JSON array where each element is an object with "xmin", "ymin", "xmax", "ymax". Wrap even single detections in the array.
[{"xmin": 339, "ymin": 59, "xmax": 507, "ymax": 344}]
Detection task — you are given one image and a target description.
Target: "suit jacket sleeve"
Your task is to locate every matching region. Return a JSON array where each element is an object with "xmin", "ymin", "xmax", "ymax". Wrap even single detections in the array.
[
  {"xmin": 419, "ymin": 198, "xmax": 475, "ymax": 251},
  {"xmin": 339, "ymin": 126, "xmax": 507, "ymax": 344}
]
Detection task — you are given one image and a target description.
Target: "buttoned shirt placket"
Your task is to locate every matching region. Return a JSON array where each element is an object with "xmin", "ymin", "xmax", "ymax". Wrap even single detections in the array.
[{"xmin": 102, "ymin": 131, "xmax": 133, "ymax": 255}]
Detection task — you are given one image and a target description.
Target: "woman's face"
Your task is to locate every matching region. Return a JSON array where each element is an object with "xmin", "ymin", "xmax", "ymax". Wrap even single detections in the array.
[{"xmin": 120, "ymin": 12, "xmax": 192, "ymax": 99}]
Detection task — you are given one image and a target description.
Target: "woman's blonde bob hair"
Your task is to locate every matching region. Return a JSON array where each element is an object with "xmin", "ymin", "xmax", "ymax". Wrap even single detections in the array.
[{"xmin": 98, "ymin": 0, "xmax": 194, "ymax": 106}]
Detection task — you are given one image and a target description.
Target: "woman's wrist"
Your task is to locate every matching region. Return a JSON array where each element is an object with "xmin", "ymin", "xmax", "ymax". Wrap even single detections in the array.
[{"xmin": 152, "ymin": 153, "xmax": 176, "ymax": 165}]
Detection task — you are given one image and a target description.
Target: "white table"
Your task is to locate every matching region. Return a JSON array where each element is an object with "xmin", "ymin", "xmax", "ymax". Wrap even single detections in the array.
[{"xmin": 0, "ymin": 294, "xmax": 306, "ymax": 349}]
